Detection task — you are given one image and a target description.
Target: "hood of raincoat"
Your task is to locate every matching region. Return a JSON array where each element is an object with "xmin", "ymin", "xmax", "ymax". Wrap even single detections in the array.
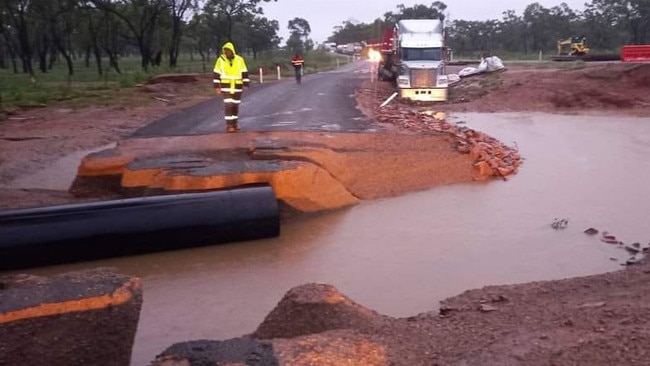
[{"xmin": 222, "ymin": 42, "xmax": 236, "ymax": 55}]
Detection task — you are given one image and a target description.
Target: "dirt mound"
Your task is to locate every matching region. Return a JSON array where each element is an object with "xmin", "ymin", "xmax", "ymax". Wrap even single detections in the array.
[
  {"xmin": 139, "ymin": 74, "xmax": 211, "ymax": 98},
  {"xmin": 625, "ymin": 63, "xmax": 650, "ymax": 87},
  {"xmin": 448, "ymin": 72, "xmax": 503, "ymax": 103},
  {"xmin": 442, "ymin": 63, "xmax": 650, "ymax": 115},
  {"xmin": 147, "ymin": 74, "xmax": 199, "ymax": 84},
  {"xmin": 250, "ymin": 283, "xmax": 387, "ymax": 340}
]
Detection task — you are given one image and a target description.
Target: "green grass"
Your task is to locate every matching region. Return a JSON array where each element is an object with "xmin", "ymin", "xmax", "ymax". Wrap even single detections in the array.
[
  {"xmin": 452, "ymin": 51, "xmax": 553, "ymax": 62},
  {"xmin": 507, "ymin": 60, "xmax": 588, "ymax": 69},
  {"xmin": 0, "ymin": 50, "xmax": 351, "ymax": 111}
]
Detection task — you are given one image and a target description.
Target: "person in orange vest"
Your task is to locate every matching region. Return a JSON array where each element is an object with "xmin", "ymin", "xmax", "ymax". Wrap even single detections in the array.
[
  {"xmin": 291, "ymin": 53, "xmax": 304, "ymax": 84},
  {"xmin": 213, "ymin": 42, "xmax": 250, "ymax": 133}
]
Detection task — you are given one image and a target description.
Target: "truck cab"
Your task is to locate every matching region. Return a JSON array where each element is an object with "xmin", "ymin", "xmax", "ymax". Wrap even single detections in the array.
[{"xmin": 394, "ymin": 19, "xmax": 448, "ymax": 102}]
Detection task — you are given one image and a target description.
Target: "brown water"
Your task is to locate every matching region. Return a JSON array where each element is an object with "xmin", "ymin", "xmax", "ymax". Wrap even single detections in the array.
[{"xmin": 9, "ymin": 113, "xmax": 650, "ymax": 366}]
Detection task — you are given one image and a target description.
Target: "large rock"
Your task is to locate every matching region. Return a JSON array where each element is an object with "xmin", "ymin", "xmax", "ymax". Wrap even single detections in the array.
[
  {"xmin": 154, "ymin": 338, "xmax": 278, "ymax": 366},
  {"xmin": 0, "ymin": 268, "xmax": 142, "ymax": 366},
  {"xmin": 152, "ymin": 284, "xmax": 390, "ymax": 366},
  {"xmin": 250, "ymin": 283, "xmax": 386, "ymax": 340}
]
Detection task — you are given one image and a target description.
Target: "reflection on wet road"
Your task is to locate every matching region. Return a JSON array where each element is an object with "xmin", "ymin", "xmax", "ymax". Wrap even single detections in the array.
[{"xmin": 13, "ymin": 113, "xmax": 650, "ymax": 365}]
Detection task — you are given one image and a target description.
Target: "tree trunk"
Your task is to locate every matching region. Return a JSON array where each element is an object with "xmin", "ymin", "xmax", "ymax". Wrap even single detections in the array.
[
  {"xmin": 16, "ymin": 12, "xmax": 33, "ymax": 76},
  {"xmin": 0, "ymin": 44, "xmax": 6, "ymax": 69},
  {"xmin": 54, "ymin": 39, "xmax": 74, "ymax": 76},
  {"xmin": 7, "ymin": 45, "xmax": 18, "ymax": 73},
  {"xmin": 85, "ymin": 47, "xmax": 91, "ymax": 68},
  {"xmin": 48, "ymin": 45, "xmax": 57, "ymax": 70},
  {"xmin": 140, "ymin": 45, "xmax": 150, "ymax": 72},
  {"xmin": 102, "ymin": 46, "xmax": 121, "ymax": 74},
  {"xmin": 87, "ymin": 15, "xmax": 103, "ymax": 75},
  {"xmin": 169, "ymin": 17, "xmax": 181, "ymax": 68},
  {"xmin": 37, "ymin": 40, "xmax": 48, "ymax": 73}
]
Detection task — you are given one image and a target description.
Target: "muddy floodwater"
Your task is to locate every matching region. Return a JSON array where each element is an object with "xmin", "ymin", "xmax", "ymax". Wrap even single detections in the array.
[{"xmin": 11, "ymin": 113, "xmax": 650, "ymax": 366}]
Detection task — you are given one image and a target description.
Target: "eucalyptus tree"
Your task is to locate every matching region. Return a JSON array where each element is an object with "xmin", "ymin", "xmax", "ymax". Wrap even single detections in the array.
[
  {"xmin": 328, "ymin": 2, "xmax": 448, "ymax": 46},
  {"xmin": 203, "ymin": 0, "xmax": 276, "ymax": 42},
  {"xmin": 286, "ymin": 17, "xmax": 311, "ymax": 53},
  {"xmin": 0, "ymin": 4, "xmax": 20, "ymax": 72},
  {"xmin": 186, "ymin": 12, "xmax": 214, "ymax": 62},
  {"xmin": 589, "ymin": 0, "xmax": 650, "ymax": 44},
  {"xmin": 328, "ymin": 19, "xmax": 386, "ymax": 45},
  {"xmin": 496, "ymin": 10, "xmax": 527, "ymax": 53},
  {"xmin": 522, "ymin": 3, "xmax": 554, "ymax": 52},
  {"xmin": 581, "ymin": 1, "xmax": 622, "ymax": 49},
  {"xmin": 237, "ymin": 14, "xmax": 279, "ymax": 59},
  {"xmin": 77, "ymin": 3, "xmax": 105, "ymax": 74},
  {"xmin": 446, "ymin": 20, "xmax": 494, "ymax": 54},
  {"xmin": 30, "ymin": 0, "xmax": 79, "ymax": 75},
  {"xmin": 2, "ymin": 0, "xmax": 34, "ymax": 76},
  {"xmin": 547, "ymin": 3, "xmax": 581, "ymax": 40},
  {"xmin": 88, "ymin": 0, "xmax": 170, "ymax": 71},
  {"xmin": 383, "ymin": 1, "xmax": 448, "ymax": 23},
  {"xmin": 169, "ymin": 0, "xmax": 197, "ymax": 67}
]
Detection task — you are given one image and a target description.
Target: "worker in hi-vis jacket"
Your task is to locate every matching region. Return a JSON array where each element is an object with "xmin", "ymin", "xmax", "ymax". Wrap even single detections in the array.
[
  {"xmin": 213, "ymin": 42, "xmax": 250, "ymax": 133},
  {"xmin": 291, "ymin": 53, "xmax": 304, "ymax": 84}
]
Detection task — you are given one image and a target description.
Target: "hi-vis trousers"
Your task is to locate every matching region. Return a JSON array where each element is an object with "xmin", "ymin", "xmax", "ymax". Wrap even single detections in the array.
[{"xmin": 223, "ymin": 90, "xmax": 242, "ymax": 127}]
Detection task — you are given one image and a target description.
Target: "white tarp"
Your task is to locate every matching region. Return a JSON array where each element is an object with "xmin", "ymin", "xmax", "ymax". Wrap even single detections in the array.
[
  {"xmin": 458, "ymin": 67, "xmax": 479, "ymax": 77},
  {"xmin": 447, "ymin": 73, "xmax": 461, "ymax": 84},
  {"xmin": 458, "ymin": 56, "xmax": 505, "ymax": 78},
  {"xmin": 482, "ymin": 56, "xmax": 505, "ymax": 71}
]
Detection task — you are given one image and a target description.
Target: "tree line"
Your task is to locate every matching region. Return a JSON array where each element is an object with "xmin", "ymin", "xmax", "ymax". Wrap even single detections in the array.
[
  {"xmin": 4, "ymin": 0, "xmax": 647, "ymax": 79},
  {"xmin": 0, "ymin": 0, "xmax": 286, "ymax": 77},
  {"xmin": 327, "ymin": 1, "xmax": 650, "ymax": 55}
]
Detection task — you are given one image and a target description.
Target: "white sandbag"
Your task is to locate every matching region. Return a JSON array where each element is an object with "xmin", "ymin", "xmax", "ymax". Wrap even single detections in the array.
[
  {"xmin": 448, "ymin": 74, "xmax": 461, "ymax": 84},
  {"xmin": 477, "ymin": 58, "xmax": 488, "ymax": 72},
  {"xmin": 458, "ymin": 67, "xmax": 479, "ymax": 77},
  {"xmin": 484, "ymin": 56, "xmax": 505, "ymax": 71}
]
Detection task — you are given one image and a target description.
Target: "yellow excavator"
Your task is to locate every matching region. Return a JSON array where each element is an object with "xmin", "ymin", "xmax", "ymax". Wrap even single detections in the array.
[{"xmin": 552, "ymin": 36, "xmax": 589, "ymax": 61}]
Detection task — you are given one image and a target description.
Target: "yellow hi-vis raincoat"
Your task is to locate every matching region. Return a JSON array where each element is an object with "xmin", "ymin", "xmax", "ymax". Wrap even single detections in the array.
[{"xmin": 213, "ymin": 42, "xmax": 250, "ymax": 93}]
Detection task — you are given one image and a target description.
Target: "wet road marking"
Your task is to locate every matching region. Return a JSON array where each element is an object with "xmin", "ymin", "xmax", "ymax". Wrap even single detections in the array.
[
  {"xmin": 320, "ymin": 124, "xmax": 342, "ymax": 131},
  {"xmin": 270, "ymin": 121, "xmax": 297, "ymax": 126}
]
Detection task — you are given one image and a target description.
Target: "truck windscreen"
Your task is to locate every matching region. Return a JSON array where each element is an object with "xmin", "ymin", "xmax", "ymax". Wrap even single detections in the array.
[{"xmin": 402, "ymin": 48, "xmax": 441, "ymax": 61}]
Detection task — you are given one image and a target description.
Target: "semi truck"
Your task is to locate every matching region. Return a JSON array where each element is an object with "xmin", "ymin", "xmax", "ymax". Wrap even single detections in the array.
[{"xmin": 377, "ymin": 19, "xmax": 449, "ymax": 102}]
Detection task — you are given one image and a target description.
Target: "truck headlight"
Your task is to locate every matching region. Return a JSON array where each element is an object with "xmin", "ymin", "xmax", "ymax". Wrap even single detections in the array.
[{"xmin": 397, "ymin": 76, "xmax": 410, "ymax": 87}]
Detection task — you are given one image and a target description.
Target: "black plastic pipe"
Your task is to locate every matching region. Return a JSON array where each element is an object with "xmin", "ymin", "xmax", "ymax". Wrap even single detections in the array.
[{"xmin": 0, "ymin": 186, "xmax": 280, "ymax": 270}]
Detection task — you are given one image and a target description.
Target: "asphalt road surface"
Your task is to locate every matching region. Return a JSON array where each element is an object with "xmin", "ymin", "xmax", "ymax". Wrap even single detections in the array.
[{"xmin": 133, "ymin": 61, "xmax": 380, "ymax": 137}]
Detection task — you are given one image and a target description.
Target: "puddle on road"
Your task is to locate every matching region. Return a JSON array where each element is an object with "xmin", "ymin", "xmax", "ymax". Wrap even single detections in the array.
[
  {"xmin": 9, "ymin": 113, "xmax": 650, "ymax": 366},
  {"xmin": 2, "ymin": 143, "xmax": 117, "ymax": 191}
]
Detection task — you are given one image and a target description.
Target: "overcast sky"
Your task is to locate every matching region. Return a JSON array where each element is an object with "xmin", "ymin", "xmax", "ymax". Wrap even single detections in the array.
[{"xmin": 261, "ymin": 0, "xmax": 589, "ymax": 44}]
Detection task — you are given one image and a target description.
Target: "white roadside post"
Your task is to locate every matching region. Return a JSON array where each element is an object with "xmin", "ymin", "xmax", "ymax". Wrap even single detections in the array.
[
  {"xmin": 380, "ymin": 92, "xmax": 398, "ymax": 108},
  {"xmin": 276, "ymin": 65, "xmax": 281, "ymax": 80},
  {"xmin": 259, "ymin": 67, "xmax": 264, "ymax": 84}
]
